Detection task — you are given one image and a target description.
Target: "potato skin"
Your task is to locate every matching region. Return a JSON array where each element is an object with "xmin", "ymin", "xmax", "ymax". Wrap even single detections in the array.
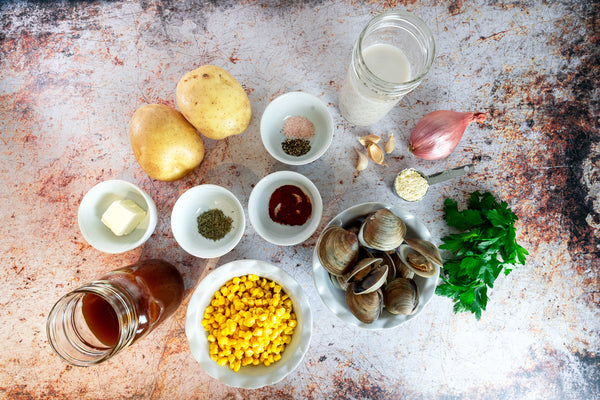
[
  {"xmin": 129, "ymin": 104, "xmax": 204, "ymax": 181},
  {"xmin": 176, "ymin": 65, "xmax": 252, "ymax": 140}
]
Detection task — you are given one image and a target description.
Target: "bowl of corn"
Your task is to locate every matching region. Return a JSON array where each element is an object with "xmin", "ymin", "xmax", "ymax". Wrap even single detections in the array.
[{"xmin": 185, "ymin": 259, "xmax": 312, "ymax": 389}]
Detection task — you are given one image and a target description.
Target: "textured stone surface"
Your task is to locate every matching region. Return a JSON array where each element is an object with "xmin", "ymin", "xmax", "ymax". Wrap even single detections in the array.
[{"xmin": 0, "ymin": 0, "xmax": 598, "ymax": 399}]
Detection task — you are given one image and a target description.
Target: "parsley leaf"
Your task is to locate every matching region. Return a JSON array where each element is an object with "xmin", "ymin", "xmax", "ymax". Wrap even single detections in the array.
[{"xmin": 436, "ymin": 191, "xmax": 527, "ymax": 320}]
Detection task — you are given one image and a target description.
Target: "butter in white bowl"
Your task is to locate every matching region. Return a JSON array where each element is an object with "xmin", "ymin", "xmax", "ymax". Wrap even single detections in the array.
[
  {"xmin": 101, "ymin": 199, "xmax": 147, "ymax": 236},
  {"xmin": 78, "ymin": 180, "xmax": 158, "ymax": 254}
]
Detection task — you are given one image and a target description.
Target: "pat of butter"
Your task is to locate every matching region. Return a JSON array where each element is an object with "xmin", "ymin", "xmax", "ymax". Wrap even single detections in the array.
[{"xmin": 101, "ymin": 199, "xmax": 147, "ymax": 236}]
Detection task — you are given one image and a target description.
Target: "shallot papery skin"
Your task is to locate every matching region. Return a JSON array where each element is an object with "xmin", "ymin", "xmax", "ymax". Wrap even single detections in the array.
[{"xmin": 408, "ymin": 110, "xmax": 486, "ymax": 160}]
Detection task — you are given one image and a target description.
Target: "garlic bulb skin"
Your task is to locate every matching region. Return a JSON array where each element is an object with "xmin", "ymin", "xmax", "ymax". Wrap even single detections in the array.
[{"xmin": 408, "ymin": 110, "xmax": 486, "ymax": 160}]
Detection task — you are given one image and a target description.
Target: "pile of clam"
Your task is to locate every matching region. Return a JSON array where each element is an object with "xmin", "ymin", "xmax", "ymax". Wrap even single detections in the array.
[{"xmin": 316, "ymin": 208, "xmax": 442, "ymax": 324}]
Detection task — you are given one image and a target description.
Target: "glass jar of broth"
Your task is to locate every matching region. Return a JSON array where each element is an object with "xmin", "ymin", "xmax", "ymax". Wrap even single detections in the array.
[
  {"xmin": 46, "ymin": 259, "xmax": 184, "ymax": 366},
  {"xmin": 338, "ymin": 11, "xmax": 436, "ymax": 126}
]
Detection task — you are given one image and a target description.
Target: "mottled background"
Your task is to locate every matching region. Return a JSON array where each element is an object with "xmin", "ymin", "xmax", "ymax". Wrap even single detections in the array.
[{"xmin": 0, "ymin": 0, "xmax": 598, "ymax": 399}]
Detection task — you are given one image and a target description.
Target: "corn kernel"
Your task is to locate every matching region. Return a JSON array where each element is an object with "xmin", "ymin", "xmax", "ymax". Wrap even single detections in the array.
[{"xmin": 217, "ymin": 358, "xmax": 228, "ymax": 367}]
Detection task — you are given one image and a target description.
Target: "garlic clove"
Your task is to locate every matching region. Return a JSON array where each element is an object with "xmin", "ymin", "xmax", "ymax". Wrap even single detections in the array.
[
  {"xmin": 355, "ymin": 148, "xmax": 368, "ymax": 171},
  {"xmin": 359, "ymin": 134, "xmax": 381, "ymax": 146},
  {"xmin": 384, "ymin": 134, "xmax": 395, "ymax": 154},
  {"xmin": 366, "ymin": 142, "xmax": 385, "ymax": 165}
]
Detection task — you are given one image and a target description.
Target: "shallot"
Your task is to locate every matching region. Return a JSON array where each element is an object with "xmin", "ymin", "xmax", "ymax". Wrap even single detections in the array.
[{"xmin": 408, "ymin": 110, "xmax": 486, "ymax": 160}]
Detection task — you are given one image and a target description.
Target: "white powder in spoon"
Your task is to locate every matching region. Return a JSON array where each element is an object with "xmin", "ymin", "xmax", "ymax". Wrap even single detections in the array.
[{"xmin": 394, "ymin": 169, "xmax": 429, "ymax": 201}]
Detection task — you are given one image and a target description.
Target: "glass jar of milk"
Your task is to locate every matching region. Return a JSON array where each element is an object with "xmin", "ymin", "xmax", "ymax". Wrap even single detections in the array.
[{"xmin": 339, "ymin": 11, "xmax": 435, "ymax": 126}]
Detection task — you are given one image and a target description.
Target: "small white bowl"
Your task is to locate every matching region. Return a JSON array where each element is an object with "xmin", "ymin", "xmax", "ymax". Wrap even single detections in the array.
[
  {"xmin": 248, "ymin": 171, "xmax": 322, "ymax": 246},
  {"xmin": 171, "ymin": 184, "xmax": 245, "ymax": 258},
  {"xmin": 185, "ymin": 259, "xmax": 312, "ymax": 389},
  {"xmin": 78, "ymin": 180, "xmax": 158, "ymax": 254},
  {"xmin": 260, "ymin": 91, "xmax": 334, "ymax": 165},
  {"xmin": 312, "ymin": 202, "xmax": 440, "ymax": 330}
]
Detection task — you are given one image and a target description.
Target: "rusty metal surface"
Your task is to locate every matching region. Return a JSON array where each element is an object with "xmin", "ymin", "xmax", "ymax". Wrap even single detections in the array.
[{"xmin": 0, "ymin": 0, "xmax": 598, "ymax": 398}]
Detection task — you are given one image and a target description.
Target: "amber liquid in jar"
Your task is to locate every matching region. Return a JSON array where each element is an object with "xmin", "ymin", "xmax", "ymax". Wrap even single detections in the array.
[
  {"xmin": 47, "ymin": 259, "xmax": 185, "ymax": 366},
  {"xmin": 82, "ymin": 293, "xmax": 120, "ymax": 346},
  {"xmin": 96, "ymin": 259, "xmax": 185, "ymax": 343}
]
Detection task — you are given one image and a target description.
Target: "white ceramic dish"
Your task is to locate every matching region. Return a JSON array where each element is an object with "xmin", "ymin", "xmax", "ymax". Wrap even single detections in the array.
[
  {"xmin": 248, "ymin": 171, "xmax": 322, "ymax": 246},
  {"xmin": 185, "ymin": 259, "xmax": 312, "ymax": 389},
  {"xmin": 171, "ymin": 184, "xmax": 245, "ymax": 258},
  {"xmin": 260, "ymin": 91, "xmax": 334, "ymax": 165},
  {"xmin": 78, "ymin": 179, "xmax": 158, "ymax": 254},
  {"xmin": 312, "ymin": 202, "xmax": 440, "ymax": 330}
]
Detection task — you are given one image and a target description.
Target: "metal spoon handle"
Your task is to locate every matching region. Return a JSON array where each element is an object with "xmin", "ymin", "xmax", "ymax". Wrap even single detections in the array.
[{"xmin": 426, "ymin": 164, "xmax": 474, "ymax": 186}]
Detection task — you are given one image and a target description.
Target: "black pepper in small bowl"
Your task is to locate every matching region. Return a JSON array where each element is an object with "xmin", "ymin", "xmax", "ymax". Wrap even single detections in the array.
[{"xmin": 282, "ymin": 138, "xmax": 311, "ymax": 157}]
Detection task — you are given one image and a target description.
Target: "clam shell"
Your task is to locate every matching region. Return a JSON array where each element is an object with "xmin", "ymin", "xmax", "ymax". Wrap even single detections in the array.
[
  {"xmin": 404, "ymin": 238, "xmax": 443, "ymax": 267},
  {"xmin": 368, "ymin": 250, "xmax": 397, "ymax": 284},
  {"xmin": 380, "ymin": 251, "xmax": 397, "ymax": 284},
  {"xmin": 395, "ymin": 260, "xmax": 415, "ymax": 280},
  {"xmin": 353, "ymin": 263, "xmax": 388, "ymax": 294},
  {"xmin": 341, "ymin": 257, "xmax": 383, "ymax": 284},
  {"xmin": 383, "ymin": 278, "xmax": 419, "ymax": 315},
  {"xmin": 396, "ymin": 243, "xmax": 437, "ymax": 278},
  {"xmin": 329, "ymin": 273, "xmax": 345, "ymax": 290},
  {"xmin": 317, "ymin": 226, "xmax": 359, "ymax": 276},
  {"xmin": 345, "ymin": 284, "xmax": 383, "ymax": 324},
  {"xmin": 358, "ymin": 209, "xmax": 406, "ymax": 251}
]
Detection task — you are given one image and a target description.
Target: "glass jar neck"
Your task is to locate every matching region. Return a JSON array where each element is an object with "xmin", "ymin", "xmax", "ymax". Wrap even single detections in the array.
[
  {"xmin": 46, "ymin": 281, "xmax": 138, "ymax": 367},
  {"xmin": 351, "ymin": 11, "xmax": 435, "ymax": 99}
]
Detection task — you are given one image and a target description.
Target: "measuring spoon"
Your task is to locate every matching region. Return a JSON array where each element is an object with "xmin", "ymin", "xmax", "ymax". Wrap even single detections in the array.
[{"xmin": 393, "ymin": 164, "xmax": 474, "ymax": 202}]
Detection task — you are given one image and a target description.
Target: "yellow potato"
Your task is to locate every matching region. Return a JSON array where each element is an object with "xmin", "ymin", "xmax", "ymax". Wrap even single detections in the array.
[
  {"xmin": 176, "ymin": 65, "xmax": 252, "ymax": 140},
  {"xmin": 129, "ymin": 104, "xmax": 204, "ymax": 181}
]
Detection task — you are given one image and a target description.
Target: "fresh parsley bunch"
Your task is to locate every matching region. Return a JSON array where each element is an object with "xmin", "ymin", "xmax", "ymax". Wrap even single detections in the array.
[{"xmin": 435, "ymin": 191, "xmax": 528, "ymax": 319}]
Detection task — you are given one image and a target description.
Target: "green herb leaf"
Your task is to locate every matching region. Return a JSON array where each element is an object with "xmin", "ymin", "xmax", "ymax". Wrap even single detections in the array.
[
  {"xmin": 436, "ymin": 191, "xmax": 527, "ymax": 319},
  {"xmin": 443, "ymin": 198, "xmax": 484, "ymax": 229}
]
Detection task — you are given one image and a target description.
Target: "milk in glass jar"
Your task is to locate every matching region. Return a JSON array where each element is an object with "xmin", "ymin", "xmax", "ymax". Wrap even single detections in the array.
[{"xmin": 338, "ymin": 11, "xmax": 436, "ymax": 126}]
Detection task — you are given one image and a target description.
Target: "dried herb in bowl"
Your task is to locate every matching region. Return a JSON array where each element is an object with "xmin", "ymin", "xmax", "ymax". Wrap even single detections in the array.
[{"xmin": 197, "ymin": 208, "xmax": 233, "ymax": 241}]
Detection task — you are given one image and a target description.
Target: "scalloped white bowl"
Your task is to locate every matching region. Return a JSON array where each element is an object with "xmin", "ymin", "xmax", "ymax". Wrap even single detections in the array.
[
  {"xmin": 185, "ymin": 259, "xmax": 312, "ymax": 389},
  {"xmin": 312, "ymin": 202, "xmax": 440, "ymax": 330}
]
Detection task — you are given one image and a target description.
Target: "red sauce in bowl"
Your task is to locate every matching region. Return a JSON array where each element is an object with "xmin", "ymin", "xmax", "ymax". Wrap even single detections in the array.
[{"xmin": 268, "ymin": 185, "xmax": 312, "ymax": 226}]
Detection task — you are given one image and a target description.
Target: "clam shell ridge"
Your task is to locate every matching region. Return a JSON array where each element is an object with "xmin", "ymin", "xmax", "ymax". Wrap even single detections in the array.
[
  {"xmin": 358, "ymin": 208, "xmax": 407, "ymax": 251},
  {"xmin": 317, "ymin": 226, "xmax": 359, "ymax": 276}
]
